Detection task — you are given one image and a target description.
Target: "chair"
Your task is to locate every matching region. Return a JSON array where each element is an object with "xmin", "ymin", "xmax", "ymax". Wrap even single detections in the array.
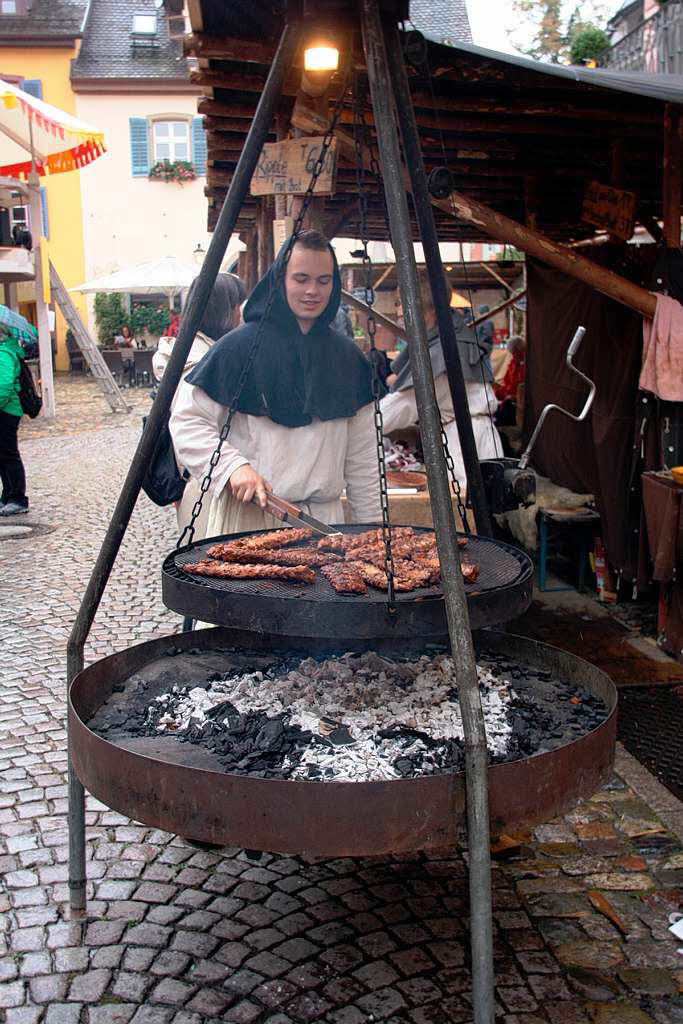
[
  {"xmin": 133, "ymin": 348, "xmax": 156, "ymax": 387},
  {"xmin": 67, "ymin": 335, "xmax": 85, "ymax": 374},
  {"xmin": 101, "ymin": 349, "xmax": 125, "ymax": 386}
]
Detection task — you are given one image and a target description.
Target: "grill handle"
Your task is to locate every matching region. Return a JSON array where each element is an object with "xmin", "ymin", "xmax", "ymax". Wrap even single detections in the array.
[{"xmin": 519, "ymin": 326, "xmax": 595, "ymax": 470}]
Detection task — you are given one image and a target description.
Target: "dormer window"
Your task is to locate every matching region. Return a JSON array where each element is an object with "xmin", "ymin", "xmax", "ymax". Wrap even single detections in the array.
[{"xmin": 132, "ymin": 13, "xmax": 156, "ymax": 35}]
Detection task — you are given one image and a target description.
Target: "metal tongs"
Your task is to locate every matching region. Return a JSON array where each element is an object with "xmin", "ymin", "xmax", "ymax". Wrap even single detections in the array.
[
  {"xmin": 253, "ymin": 491, "xmax": 343, "ymax": 538},
  {"xmin": 519, "ymin": 326, "xmax": 596, "ymax": 470}
]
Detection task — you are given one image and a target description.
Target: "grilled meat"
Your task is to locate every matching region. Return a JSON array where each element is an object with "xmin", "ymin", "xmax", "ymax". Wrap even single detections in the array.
[
  {"xmin": 347, "ymin": 560, "xmax": 433, "ymax": 592},
  {"xmin": 208, "ymin": 527, "xmax": 314, "ymax": 560},
  {"xmin": 461, "ymin": 562, "xmax": 480, "ymax": 583},
  {"xmin": 320, "ymin": 562, "xmax": 367, "ymax": 594},
  {"xmin": 211, "ymin": 546, "xmax": 343, "ymax": 567},
  {"xmin": 184, "ymin": 560, "xmax": 316, "ymax": 583}
]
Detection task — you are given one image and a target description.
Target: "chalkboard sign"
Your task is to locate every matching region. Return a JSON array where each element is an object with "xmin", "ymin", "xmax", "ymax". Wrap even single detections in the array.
[
  {"xmin": 582, "ymin": 180, "xmax": 637, "ymax": 241},
  {"xmin": 251, "ymin": 137, "xmax": 338, "ymax": 196}
]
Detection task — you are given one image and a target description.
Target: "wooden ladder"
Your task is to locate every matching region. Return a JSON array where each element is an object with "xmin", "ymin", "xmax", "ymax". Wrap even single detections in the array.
[{"xmin": 49, "ymin": 262, "xmax": 129, "ymax": 414}]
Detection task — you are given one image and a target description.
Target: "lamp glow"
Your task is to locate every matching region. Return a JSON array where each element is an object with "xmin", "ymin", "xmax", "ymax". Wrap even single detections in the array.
[{"xmin": 304, "ymin": 45, "xmax": 339, "ymax": 71}]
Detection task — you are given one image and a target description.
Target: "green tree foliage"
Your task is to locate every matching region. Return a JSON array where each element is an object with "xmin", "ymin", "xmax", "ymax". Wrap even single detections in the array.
[
  {"xmin": 130, "ymin": 304, "xmax": 170, "ymax": 338},
  {"xmin": 509, "ymin": 1, "xmax": 610, "ymax": 63},
  {"xmin": 569, "ymin": 23, "xmax": 610, "ymax": 64},
  {"xmin": 94, "ymin": 292, "xmax": 127, "ymax": 346}
]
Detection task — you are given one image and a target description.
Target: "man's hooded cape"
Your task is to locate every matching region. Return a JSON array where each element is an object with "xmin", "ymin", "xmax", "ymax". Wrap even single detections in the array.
[{"xmin": 187, "ymin": 238, "xmax": 375, "ymax": 427}]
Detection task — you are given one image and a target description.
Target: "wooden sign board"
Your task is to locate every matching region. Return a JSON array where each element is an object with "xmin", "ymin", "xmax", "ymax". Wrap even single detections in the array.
[
  {"xmin": 251, "ymin": 137, "xmax": 338, "ymax": 197},
  {"xmin": 582, "ymin": 180, "xmax": 637, "ymax": 241}
]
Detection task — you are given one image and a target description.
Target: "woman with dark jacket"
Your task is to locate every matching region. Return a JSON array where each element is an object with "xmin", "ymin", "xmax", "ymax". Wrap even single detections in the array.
[{"xmin": 0, "ymin": 333, "xmax": 29, "ymax": 516}]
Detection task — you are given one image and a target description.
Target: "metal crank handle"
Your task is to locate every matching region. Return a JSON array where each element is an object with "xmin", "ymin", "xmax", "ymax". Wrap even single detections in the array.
[{"xmin": 519, "ymin": 326, "xmax": 595, "ymax": 470}]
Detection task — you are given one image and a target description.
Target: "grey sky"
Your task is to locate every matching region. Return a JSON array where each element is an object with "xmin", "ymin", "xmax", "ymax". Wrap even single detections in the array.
[{"xmin": 466, "ymin": 1, "xmax": 626, "ymax": 56}]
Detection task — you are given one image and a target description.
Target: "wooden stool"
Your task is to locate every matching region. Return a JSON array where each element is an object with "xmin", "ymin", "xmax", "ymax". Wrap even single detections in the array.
[{"xmin": 537, "ymin": 506, "xmax": 600, "ymax": 592}]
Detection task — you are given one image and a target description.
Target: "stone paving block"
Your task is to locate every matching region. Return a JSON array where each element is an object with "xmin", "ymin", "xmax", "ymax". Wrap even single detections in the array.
[
  {"xmin": 390, "ymin": 946, "xmax": 435, "ymax": 976},
  {"xmin": 355, "ymin": 985, "xmax": 408, "ymax": 1020},
  {"xmin": 326, "ymin": 1008, "xmax": 367, "ymax": 1024},
  {"xmin": 124, "ymin": 923, "xmax": 171, "ymax": 948},
  {"xmin": 89, "ymin": 1007, "xmax": 137, "ymax": 1024},
  {"xmin": 184, "ymin": 988, "xmax": 233, "ymax": 1016},
  {"xmin": 19, "ymin": 952, "xmax": 52, "ymax": 977},
  {"xmin": 222, "ymin": 1001, "xmax": 263, "ymax": 1024},
  {"xmin": 29, "ymin": 974, "xmax": 68, "ymax": 1003},
  {"xmin": 272, "ymin": 937, "xmax": 319, "ymax": 964},
  {"xmin": 170, "ymin": 930, "xmax": 218, "ymax": 958},
  {"xmin": 4, "ymin": 1008, "xmax": 44, "ymax": 1024},
  {"xmin": 44, "ymin": 1007, "xmax": 83, "ymax": 1024},
  {"xmin": 251, "ymin": 978, "xmax": 299, "ymax": 1008},
  {"xmin": 544, "ymin": 1001, "xmax": 592, "ymax": 1024},
  {"xmin": 122, "ymin": 947, "xmax": 157, "ymax": 972},
  {"xmin": 85, "ymin": 919, "xmax": 127, "ymax": 946},
  {"xmin": 67, "ymin": 968, "xmax": 112, "ymax": 1003},
  {"xmin": 224, "ymin": 968, "xmax": 265, "ymax": 997},
  {"xmin": 0, "ymin": 958, "xmax": 19, "ymax": 981},
  {"xmin": 112, "ymin": 971, "xmax": 153, "ymax": 1002},
  {"xmin": 146, "ymin": 906, "xmax": 185, "ymax": 926},
  {"xmin": 130, "ymin": 1009, "xmax": 175, "ymax": 1024},
  {"xmin": 149, "ymin": 978, "xmax": 196, "ymax": 1006},
  {"xmin": 243, "ymin": 951, "xmax": 290, "ymax": 978},
  {"xmin": 0, "ymin": 980, "xmax": 26, "ymax": 1007},
  {"xmin": 91, "ymin": 944, "xmax": 125, "ymax": 969},
  {"xmin": 285, "ymin": 991, "xmax": 333, "ymax": 1023},
  {"xmin": 396, "ymin": 976, "xmax": 443, "ymax": 1006},
  {"xmin": 186, "ymin": 959, "xmax": 231, "ymax": 985},
  {"xmin": 150, "ymin": 950, "xmax": 192, "ymax": 978}
]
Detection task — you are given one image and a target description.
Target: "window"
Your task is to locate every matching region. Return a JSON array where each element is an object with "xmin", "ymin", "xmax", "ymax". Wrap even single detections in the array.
[
  {"xmin": 129, "ymin": 116, "xmax": 206, "ymax": 177},
  {"xmin": 153, "ymin": 120, "xmax": 189, "ymax": 162},
  {"xmin": 132, "ymin": 13, "xmax": 156, "ymax": 33},
  {"xmin": 0, "ymin": 1, "xmax": 17, "ymax": 14}
]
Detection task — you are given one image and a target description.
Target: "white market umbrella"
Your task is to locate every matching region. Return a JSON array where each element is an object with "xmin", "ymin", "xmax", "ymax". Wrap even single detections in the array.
[{"xmin": 71, "ymin": 256, "xmax": 197, "ymax": 307}]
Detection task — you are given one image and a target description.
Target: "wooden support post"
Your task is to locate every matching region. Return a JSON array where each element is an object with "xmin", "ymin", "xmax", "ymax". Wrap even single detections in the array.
[{"xmin": 663, "ymin": 104, "xmax": 681, "ymax": 247}]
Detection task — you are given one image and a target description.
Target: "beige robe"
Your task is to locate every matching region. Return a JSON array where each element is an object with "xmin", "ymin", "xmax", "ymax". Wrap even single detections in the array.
[
  {"xmin": 169, "ymin": 382, "xmax": 382, "ymax": 538},
  {"xmin": 380, "ymin": 375, "xmax": 503, "ymax": 490}
]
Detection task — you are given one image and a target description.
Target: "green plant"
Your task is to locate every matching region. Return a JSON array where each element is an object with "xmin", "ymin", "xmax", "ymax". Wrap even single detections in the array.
[
  {"xmin": 569, "ymin": 23, "xmax": 610, "ymax": 64},
  {"xmin": 94, "ymin": 292, "xmax": 127, "ymax": 345},
  {"xmin": 148, "ymin": 159, "xmax": 197, "ymax": 184},
  {"xmin": 130, "ymin": 304, "xmax": 170, "ymax": 338}
]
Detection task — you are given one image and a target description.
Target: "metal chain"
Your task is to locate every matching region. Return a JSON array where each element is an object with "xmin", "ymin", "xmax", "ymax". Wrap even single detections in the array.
[
  {"xmin": 358, "ymin": 81, "xmax": 472, "ymax": 535},
  {"xmin": 353, "ymin": 74, "xmax": 396, "ymax": 609},
  {"xmin": 177, "ymin": 68, "xmax": 351, "ymax": 550}
]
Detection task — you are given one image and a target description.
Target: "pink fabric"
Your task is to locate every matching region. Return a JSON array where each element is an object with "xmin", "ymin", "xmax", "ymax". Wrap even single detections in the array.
[{"xmin": 640, "ymin": 294, "xmax": 683, "ymax": 401}]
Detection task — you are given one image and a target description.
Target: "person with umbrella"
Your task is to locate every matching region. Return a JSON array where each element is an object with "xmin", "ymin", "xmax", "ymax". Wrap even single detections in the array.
[{"xmin": 0, "ymin": 329, "xmax": 29, "ymax": 516}]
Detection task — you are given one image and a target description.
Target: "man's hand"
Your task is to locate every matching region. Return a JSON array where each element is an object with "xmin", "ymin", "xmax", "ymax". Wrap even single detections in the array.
[
  {"xmin": 229, "ymin": 465, "xmax": 272, "ymax": 508},
  {"xmin": 385, "ymin": 373, "xmax": 397, "ymax": 389}
]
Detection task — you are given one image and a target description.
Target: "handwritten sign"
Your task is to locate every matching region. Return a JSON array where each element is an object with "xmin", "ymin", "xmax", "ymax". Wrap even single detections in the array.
[
  {"xmin": 582, "ymin": 180, "xmax": 637, "ymax": 241},
  {"xmin": 251, "ymin": 137, "xmax": 338, "ymax": 196}
]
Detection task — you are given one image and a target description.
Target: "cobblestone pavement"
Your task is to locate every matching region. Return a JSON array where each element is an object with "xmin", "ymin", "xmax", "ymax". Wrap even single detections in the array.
[{"xmin": 1, "ymin": 378, "xmax": 682, "ymax": 1024}]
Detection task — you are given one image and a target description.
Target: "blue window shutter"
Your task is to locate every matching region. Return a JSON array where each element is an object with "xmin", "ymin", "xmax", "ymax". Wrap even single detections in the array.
[
  {"xmin": 192, "ymin": 116, "xmax": 206, "ymax": 176},
  {"xmin": 129, "ymin": 117, "xmax": 149, "ymax": 177},
  {"xmin": 39, "ymin": 187, "xmax": 49, "ymax": 239},
  {"xmin": 22, "ymin": 79, "xmax": 43, "ymax": 99}
]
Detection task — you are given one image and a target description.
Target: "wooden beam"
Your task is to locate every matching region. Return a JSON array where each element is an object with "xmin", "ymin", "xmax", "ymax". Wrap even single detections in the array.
[
  {"xmin": 294, "ymin": 99, "xmax": 657, "ymax": 318},
  {"xmin": 341, "ymin": 289, "xmax": 408, "ymax": 341},
  {"xmin": 471, "ymin": 290, "xmax": 525, "ymax": 327},
  {"xmin": 185, "ymin": 34, "xmax": 280, "ymax": 63},
  {"xmin": 663, "ymin": 103, "xmax": 681, "ymax": 248},
  {"xmin": 439, "ymin": 192, "xmax": 656, "ymax": 318},
  {"xmin": 480, "ymin": 262, "xmax": 511, "ymax": 292}
]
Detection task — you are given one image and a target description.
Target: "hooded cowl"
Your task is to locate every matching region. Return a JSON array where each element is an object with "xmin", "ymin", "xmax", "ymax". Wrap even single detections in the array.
[{"xmin": 186, "ymin": 239, "xmax": 375, "ymax": 427}]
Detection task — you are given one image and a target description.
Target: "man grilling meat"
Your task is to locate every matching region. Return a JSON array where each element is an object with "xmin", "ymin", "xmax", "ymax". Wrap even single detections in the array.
[{"xmin": 170, "ymin": 230, "xmax": 382, "ymax": 538}]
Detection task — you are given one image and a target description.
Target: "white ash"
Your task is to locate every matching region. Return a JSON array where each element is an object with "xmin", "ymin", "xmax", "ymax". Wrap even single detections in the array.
[{"xmin": 146, "ymin": 652, "xmax": 516, "ymax": 782}]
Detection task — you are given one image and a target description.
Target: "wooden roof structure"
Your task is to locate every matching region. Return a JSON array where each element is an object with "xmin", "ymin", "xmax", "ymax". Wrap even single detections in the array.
[{"xmin": 185, "ymin": 3, "xmax": 683, "ymax": 249}]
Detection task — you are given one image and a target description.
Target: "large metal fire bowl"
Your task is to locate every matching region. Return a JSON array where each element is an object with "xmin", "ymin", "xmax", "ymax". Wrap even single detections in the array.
[
  {"xmin": 69, "ymin": 628, "xmax": 616, "ymax": 857},
  {"xmin": 162, "ymin": 525, "xmax": 534, "ymax": 637}
]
